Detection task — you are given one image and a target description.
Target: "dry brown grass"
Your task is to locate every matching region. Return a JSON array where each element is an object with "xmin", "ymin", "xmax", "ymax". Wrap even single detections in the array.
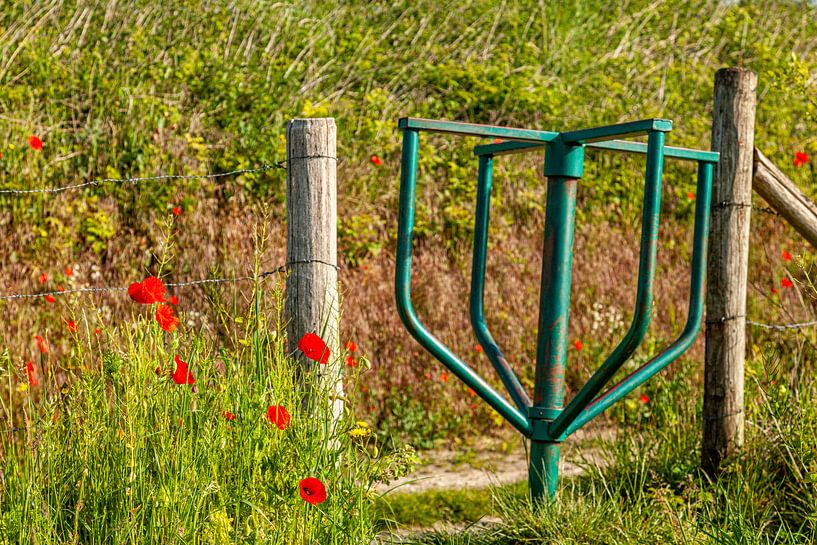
[{"xmin": 1, "ymin": 168, "xmax": 813, "ymax": 445}]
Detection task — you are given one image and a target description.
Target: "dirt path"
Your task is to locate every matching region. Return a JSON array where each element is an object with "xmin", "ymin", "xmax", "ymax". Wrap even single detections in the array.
[{"xmin": 378, "ymin": 428, "xmax": 614, "ymax": 496}]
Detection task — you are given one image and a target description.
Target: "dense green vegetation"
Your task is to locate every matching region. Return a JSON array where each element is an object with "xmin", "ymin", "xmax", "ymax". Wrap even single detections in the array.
[{"xmin": 1, "ymin": 0, "xmax": 815, "ymax": 249}]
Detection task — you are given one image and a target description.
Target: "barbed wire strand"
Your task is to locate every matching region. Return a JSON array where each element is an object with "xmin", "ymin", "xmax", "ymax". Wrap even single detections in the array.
[
  {"xmin": 0, "ymin": 259, "xmax": 342, "ymax": 301},
  {"xmin": 0, "ymin": 154, "xmax": 346, "ymax": 196},
  {"xmin": 0, "ymin": 258, "xmax": 345, "ymax": 435},
  {"xmin": 1, "ymin": 426, "xmax": 29, "ymax": 435},
  {"xmin": 0, "ymin": 163, "xmax": 282, "ymax": 195},
  {"xmin": 747, "ymin": 319, "xmax": 817, "ymax": 331},
  {"xmin": 707, "ymin": 315, "xmax": 817, "ymax": 330},
  {"xmin": 712, "ymin": 201, "xmax": 779, "ymax": 216}
]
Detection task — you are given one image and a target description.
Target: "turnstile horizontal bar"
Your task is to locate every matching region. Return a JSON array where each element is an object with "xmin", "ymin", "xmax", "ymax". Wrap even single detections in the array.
[
  {"xmin": 398, "ymin": 117, "xmax": 560, "ymax": 143},
  {"xmin": 560, "ymin": 118, "xmax": 672, "ymax": 143},
  {"xmin": 473, "ymin": 139, "xmax": 719, "ymax": 164}
]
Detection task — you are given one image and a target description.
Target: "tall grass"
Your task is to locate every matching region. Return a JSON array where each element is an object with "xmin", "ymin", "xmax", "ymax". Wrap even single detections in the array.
[{"xmin": 0, "ymin": 271, "xmax": 416, "ymax": 543}]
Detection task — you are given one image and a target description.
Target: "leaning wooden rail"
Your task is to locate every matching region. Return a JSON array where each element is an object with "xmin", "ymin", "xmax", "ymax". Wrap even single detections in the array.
[{"xmin": 753, "ymin": 148, "xmax": 817, "ymax": 250}]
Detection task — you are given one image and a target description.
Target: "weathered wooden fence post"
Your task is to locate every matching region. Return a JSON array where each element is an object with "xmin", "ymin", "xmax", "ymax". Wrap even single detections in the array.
[
  {"xmin": 703, "ymin": 68, "xmax": 757, "ymax": 474},
  {"xmin": 285, "ymin": 118, "xmax": 344, "ymax": 427}
]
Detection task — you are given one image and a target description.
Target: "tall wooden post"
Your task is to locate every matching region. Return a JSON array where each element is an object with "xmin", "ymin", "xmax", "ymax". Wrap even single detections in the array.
[
  {"xmin": 285, "ymin": 118, "xmax": 343, "ymax": 427},
  {"xmin": 703, "ymin": 68, "xmax": 756, "ymax": 474}
]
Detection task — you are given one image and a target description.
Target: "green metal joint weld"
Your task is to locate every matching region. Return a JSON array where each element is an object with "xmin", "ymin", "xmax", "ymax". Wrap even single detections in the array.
[
  {"xmin": 529, "ymin": 406, "xmax": 564, "ymax": 442},
  {"xmin": 529, "ymin": 419, "xmax": 567, "ymax": 442},
  {"xmin": 544, "ymin": 138, "xmax": 584, "ymax": 178},
  {"xmin": 528, "ymin": 406, "xmax": 562, "ymax": 420}
]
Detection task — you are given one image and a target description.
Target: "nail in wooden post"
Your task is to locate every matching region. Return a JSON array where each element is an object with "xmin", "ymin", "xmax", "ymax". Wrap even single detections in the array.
[
  {"xmin": 285, "ymin": 118, "xmax": 343, "ymax": 427},
  {"xmin": 703, "ymin": 68, "xmax": 756, "ymax": 474}
]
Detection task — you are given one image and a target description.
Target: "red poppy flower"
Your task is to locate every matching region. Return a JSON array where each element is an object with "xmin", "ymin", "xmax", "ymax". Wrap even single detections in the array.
[
  {"xmin": 360, "ymin": 385, "xmax": 368, "ymax": 393},
  {"xmin": 45, "ymin": 294, "xmax": 56, "ymax": 303},
  {"xmin": 299, "ymin": 477, "xmax": 327, "ymax": 505},
  {"xmin": 127, "ymin": 282, "xmax": 148, "ymax": 303},
  {"xmin": 345, "ymin": 355, "xmax": 358, "ymax": 367},
  {"xmin": 128, "ymin": 276, "xmax": 166, "ymax": 304},
  {"xmin": 639, "ymin": 394, "xmax": 649, "ymax": 404},
  {"xmin": 771, "ymin": 287, "xmax": 778, "ymax": 295},
  {"xmin": 441, "ymin": 372, "xmax": 449, "ymax": 382},
  {"xmin": 223, "ymin": 411, "xmax": 236, "ymax": 421},
  {"xmin": 493, "ymin": 138, "xmax": 503, "ymax": 144},
  {"xmin": 172, "ymin": 207, "xmax": 182, "ymax": 216},
  {"xmin": 470, "ymin": 403, "xmax": 477, "ymax": 409},
  {"xmin": 370, "ymin": 155, "xmax": 383, "ymax": 166},
  {"xmin": 794, "ymin": 151, "xmax": 809, "ymax": 167},
  {"xmin": 64, "ymin": 267, "xmax": 73, "ymax": 277},
  {"xmin": 475, "ymin": 345, "xmax": 484, "ymax": 353},
  {"xmin": 267, "ymin": 405, "xmax": 291, "ymax": 430},
  {"xmin": 57, "ymin": 285, "xmax": 64, "ymax": 292},
  {"xmin": 467, "ymin": 387, "xmax": 477, "ymax": 397},
  {"xmin": 143, "ymin": 276, "xmax": 167, "ymax": 301},
  {"xmin": 424, "ymin": 372, "xmax": 431, "ymax": 380},
  {"xmin": 171, "ymin": 355, "xmax": 195, "ymax": 385},
  {"xmin": 94, "ymin": 328, "xmax": 101, "ymax": 336},
  {"xmin": 168, "ymin": 295, "xmax": 179, "ymax": 305},
  {"xmin": 345, "ymin": 340, "xmax": 357, "ymax": 353},
  {"xmin": 573, "ymin": 339, "xmax": 583, "ymax": 351},
  {"xmin": 38, "ymin": 272, "xmax": 47, "ymax": 284},
  {"xmin": 26, "ymin": 361, "xmax": 38, "ymax": 386},
  {"xmin": 782, "ymin": 250, "xmax": 792, "ymax": 262},
  {"xmin": 155, "ymin": 303, "xmax": 180, "ymax": 332},
  {"xmin": 298, "ymin": 333, "xmax": 330, "ymax": 364},
  {"xmin": 34, "ymin": 335, "xmax": 47, "ymax": 354},
  {"xmin": 687, "ymin": 191, "xmax": 695, "ymax": 200},
  {"xmin": 27, "ymin": 135, "xmax": 43, "ymax": 151},
  {"xmin": 781, "ymin": 277, "xmax": 794, "ymax": 289},
  {"xmin": 65, "ymin": 319, "xmax": 77, "ymax": 333}
]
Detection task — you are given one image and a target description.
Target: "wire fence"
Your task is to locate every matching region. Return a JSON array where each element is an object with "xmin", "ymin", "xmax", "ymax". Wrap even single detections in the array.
[
  {"xmin": 0, "ymin": 155, "xmax": 343, "ymax": 437},
  {"xmin": 0, "ymin": 175, "xmax": 811, "ymax": 328},
  {"xmin": 0, "ymin": 159, "xmax": 346, "ymax": 304},
  {"xmin": 0, "ymin": 164, "xmax": 282, "ymax": 195},
  {"xmin": 0, "ymin": 161, "xmax": 814, "ymax": 435},
  {"xmin": 724, "ymin": 197, "xmax": 817, "ymax": 333},
  {"xmin": 0, "ymin": 259, "xmax": 345, "ymax": 302},
  {"xmin": 712, "ymin": 200, "xmax": 779, "ymax": 216},
  {"xmin": 0, "ymin": 272, "xmax": 277, "ymax": 301},
  {"xmin": 1, "ymin": 426, "xmax": 29, "ymax": 435}
]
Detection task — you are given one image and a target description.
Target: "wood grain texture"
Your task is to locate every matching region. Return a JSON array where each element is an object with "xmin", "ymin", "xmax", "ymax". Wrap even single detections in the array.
[
  {"xmin": 703, "ymin": 68, "xmax": 756, "ymax": 474},
  {"xmin": 284, "ymin": 118, "xmax": 344, "ymax": 427},
  {"xmin": 754, "ymin": 148, "xmax": 817, "ymax": 250}
]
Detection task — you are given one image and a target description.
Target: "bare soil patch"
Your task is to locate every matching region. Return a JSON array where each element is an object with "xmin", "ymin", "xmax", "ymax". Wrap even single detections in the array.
[{"xmin": 379, "ymin": 428, "xmax": 614, "ymax": 495}]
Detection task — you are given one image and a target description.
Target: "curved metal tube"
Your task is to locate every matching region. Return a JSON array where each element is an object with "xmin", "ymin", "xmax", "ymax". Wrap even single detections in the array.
[
  {"xmin": 469, "ymin": 154, "xmax": 533, "ymax": 412},
  {"xmin": 549, "ymin": 131, "xmax": 666, "ymax": 439},
  {"xmin": 563, "ymin": 161, "xmax": 713, "ymax": 437},
  {"xmin": 395, "ymin": 129, "xmax": 533, "ymax": 437}
]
